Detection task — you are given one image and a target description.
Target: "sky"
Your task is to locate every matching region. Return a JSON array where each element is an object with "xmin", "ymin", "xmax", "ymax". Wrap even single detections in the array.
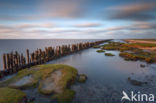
[{"xmin": 0, "ymin": 0, "xmax": 156, "ymax": 39}]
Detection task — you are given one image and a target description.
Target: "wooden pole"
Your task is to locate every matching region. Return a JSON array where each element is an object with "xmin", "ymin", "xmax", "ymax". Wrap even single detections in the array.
[
  {"xmin": 6, "ymin": 54, "xmax": 10, "ymax": 70},
  {"xmin": 26, "ymin": 49, "xmax": 30, "ymax": 64},
  {"xmin": 3, "ymin": 54, "xmax": 6, "ymax": 70}
]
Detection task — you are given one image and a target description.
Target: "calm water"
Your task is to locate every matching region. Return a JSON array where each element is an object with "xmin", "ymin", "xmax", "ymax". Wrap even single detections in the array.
[
  {"xmin": 1, "ymin": 39, "xmax": 156, "ymax": 103},
  {"xmin": 47, "ymin": 40, "xmax": 156, "ymax": 103},
  {"xmin": 0, "ymin": 39, "xmax": 100, "ymax": 70}
]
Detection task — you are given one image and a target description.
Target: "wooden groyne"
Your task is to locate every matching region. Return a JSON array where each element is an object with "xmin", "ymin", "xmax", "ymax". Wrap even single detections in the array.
[{"xmin": 0, "ymin": 40, "xmax": 110, "ymax": 78}]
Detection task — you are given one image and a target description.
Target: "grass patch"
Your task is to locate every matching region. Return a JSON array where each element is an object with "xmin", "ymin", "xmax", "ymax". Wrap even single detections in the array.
[
  {"xmin": 119, "ymin": 51, "xmax": 156, "ymax": 63},
  {"xmin": 100, "ymin": 41, "xmax": 156, "ymax": 63},
  {"xmin": 93, "ymin": 45, "xmax": 101, "ymax": 48},
  {"xmin": 129, "ymin": 39, "xmax": 156, "ymax": 42},
  {"xmin": 52, "ymin": 89, "xmax": 75, "ymax": 103},
  {"xmin": 127, "ymin": 43, "xmax": 156, "ymax": 48},
  {"xmin": 119, "ymin": 52, "xmax": 137, "ymax": 61},
  {"xmin": 0, "ymin": 69, "xmax": 40, "ymax": 88},
  {"xmin": 78, "ymin": 74, "xmax": 87, "ymax": 83},
  {"xmin": 37, "ymin": 64, "xmax": 79, "ymax": 103},
  {"xmin": 105, "ymin": 53, "xmax": 115, "ymax": 56},
  {"xmin": 102, "ymin": 42, "xmax": 124, "ymax": 50},
  {"xmin": 0, "ymin": 64, "xmax": 86, "ymax": 103},
  {"xmin": 0, "ymin": 87, "xmax": 26, "ymax": 103},
  {"xmin": 96, "ymin": 49, "xmax": 105, "ymax": 53},
  {"xmin": 0, "ymin": 64, "xmax": 78, "ymax": 90},
  {"xmin": 38, "ymin": 64, "xmax": 78, "ymax": 94}
]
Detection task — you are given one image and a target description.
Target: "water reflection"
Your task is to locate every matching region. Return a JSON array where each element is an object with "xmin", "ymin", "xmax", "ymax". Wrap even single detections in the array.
[{"xmin": 48, "ymin": 45, "xmax": 156, "ymax": 103}]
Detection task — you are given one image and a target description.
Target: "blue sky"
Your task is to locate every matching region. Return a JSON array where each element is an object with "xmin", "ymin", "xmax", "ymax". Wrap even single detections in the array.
[{"xmin": 0, "ymin": 0, "xmax": 156, "ymax": 39}]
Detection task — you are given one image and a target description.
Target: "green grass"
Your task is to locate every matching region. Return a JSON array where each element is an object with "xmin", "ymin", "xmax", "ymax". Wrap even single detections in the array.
[
  {"xmin": 0, "ymin": 87, "xmax": 26, "ymax": 103},
  {"xmin": 119, "ymin": 52, "xmax": 137, "ymax": 61},
  {"xmin": 102, "ymin": 42, "xmax": 156, "ymax": 51},
  {"xmin": 0, "ymin": 64, "xmax": 86, "ymax": 103},
  {"xmin": 101, "ymin": 42, "xmax": 125, "ymax": 51},
  {"xmin": 0, "ymin": 64, "xmax": 78, "ymax": 89},
  {"xmin": 100, "ymin": 41, "xmax": 156, "ymax": 63},
  {"xmin": 132, "ymin": 39, "xmax": 156, "ymax": 42},
  {"xmin": 37, "ymin": 64, "xmax": 78, "ymax": 103},
  {"xmin": 128, "ymin": 43, "xmax": 156, "ymax": 47},
  {"xmin": 52, "ymin": 89, "xmax": 75, "ymax": 103},
  {"xmin": 105, "ymin": 53, "xmax": 115, "ymax": 56},
  {"xmin": 0, "ymin": 68, "xmax": 40, "ymax": 88},
  {"xmin": 93, "ymin": 45, "xmax": 101, "ymax": 48},
  {"xmin": 119, "ymin": 52, "xmax": 156, "ymax": 63},
  {"xmin": 38, "ymin": 64, "xmax": 78, "ymax": 94},
  {"xmin": 96, "ymin": 49, "xmax": 105, "ymax": 53},
  {"xmin": 78, "ymin": 74, "xmax": 87, "ymax": 83}
]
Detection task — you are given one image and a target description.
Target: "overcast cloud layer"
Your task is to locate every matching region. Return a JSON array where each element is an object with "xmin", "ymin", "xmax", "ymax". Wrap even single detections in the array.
[{"xmin": 0, "ymin": 0, "xmax": 156, "ymax": 39}]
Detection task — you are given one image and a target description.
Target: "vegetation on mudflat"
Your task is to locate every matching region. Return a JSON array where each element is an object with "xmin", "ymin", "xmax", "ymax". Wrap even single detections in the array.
[
  {"xmin": 0, "ymin": 64, "xmax": 87, "ymax": 103},
  {"xmin": 119, "ymin": 51, "xmax": 156, "ymax": 63},
  {"xmin": 0, "ymin": 87, "xmax": 26, "ymax": 103},
  {"xmin": 127, "ymin": 43, "xmax": 156, "ymax": 48},
  {"xmin": 0, "ymin": 68, "xmax": 39, "ymax": 88},
  {"xmin": 101, "ymin": 42, "xmax": 125, "ymax": 51},
  {"xmin": 78, "ymin": 74, "xmax": 87, "ymax": 83},
  {"xmin": 99, "ymin": 41, "xmax": 156, "ymax": 63},
  {"xmin": 93, "ymin": 45, "xmax": 101, "ymax": 48},
  {"xmin": 96, "ymin": 49, "xmax": 105, "ymax": 53},
  {"xmin": 105, "ymin": 53, "xmax": 115, "ymax": 56},
  {"xmin": 52, "ymin": 89, "xmax": 75, "ymax": 103},
  {"xmin": 38, "ymin": 64, "xmax": 78, "ymax": 95},
  {"xmin": 102, "ymin": 41, "xmax": 156, "ymax": 51},
  {"xmin": 126, "ymin": 39, "xmax": 156, "ymax": 42}
]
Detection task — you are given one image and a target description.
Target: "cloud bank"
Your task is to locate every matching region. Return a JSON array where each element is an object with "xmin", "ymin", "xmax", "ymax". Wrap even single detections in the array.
[{"xmin": 108, "ymin": 2, "xmax": 156, "ymax": 21}]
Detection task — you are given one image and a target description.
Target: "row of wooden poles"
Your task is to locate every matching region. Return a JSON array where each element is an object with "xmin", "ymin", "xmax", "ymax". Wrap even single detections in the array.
[{"xmin": 0, "ymin": 40, "xmax": 109, "ymax": 78}]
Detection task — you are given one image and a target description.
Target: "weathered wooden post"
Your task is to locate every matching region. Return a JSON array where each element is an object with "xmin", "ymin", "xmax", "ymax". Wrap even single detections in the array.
[
  {"xmin": 42, "ymin": 51, "xmax": 46, "ymax": 63},
  {"xmin": 21, "ymin": 53, "xmax": 25, "ymax": 68},
  {"xmin": 3, "ymin": 54, "xmax": 6, "ymax": 70},
  {"xmin": 39, "ymin": 49, "xmax": 42, "ymax": 64},
  {"xmin": 10, "ymin": 52, "xmax": 13, "ymax": 70},
  {"xmin": 18, "ymin": 55, "xmax": 21, "ymax": 68},
  {"xmin": 26, "ymin": 49, "xmax": 30, "ymax": 64},
  {"xmin": 6, "ymin": 54, "xmax": 10, "ymax": 70},
  {"xmin": 15, "ymin": 51, "xmax": 19, "ymax": 69},
  {"xmin": 30, "ymin": 53, "xmax": 34, "ymax": 64},
  {"xmin": 45, "ymin": 47, "xmax": 48, "ymax": 61},
  {"xmin": 35, "ymin": 49, "xmax": 39, "ymax": 64}
]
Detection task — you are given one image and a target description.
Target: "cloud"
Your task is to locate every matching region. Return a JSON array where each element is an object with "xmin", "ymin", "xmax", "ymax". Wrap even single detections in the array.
[
  {"xmin": 107, "ymin": 22, "xmax": 156, "ymax": 31},
  {"xmin": 38, "ymin": 0, "xmax": 86, "ymax": 19},
  {"xmin": 130, "ymin": 22, "xmax": 156, "ymax": 30},
  {"xmin": 0, "ymin": 0, "xmax": 88, "ymax": 21},
  {"xmin": 108, "ymin": 2, "xmax": 156, "ymax": 21},
  {"xmin": 17, "ymin": 23, "xmax": 55, "ymax": 29},
  {"xmin": 0, "ymin": 25, "xmax": 16, "ymax": 33},
  {"xmin": 0, "ymin": 23, "xmax": 56, "ymax": 34},
  {"xmin": 82, "ymin": 22, "xmax": 156, "ymax": 34},
  {"xmin": 74, "ymin": 22, "xmax": 101, "ymax": 27},
  {"xmin": 0, "ymin": 21, "xmax": 156, "ymax": 39}
]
